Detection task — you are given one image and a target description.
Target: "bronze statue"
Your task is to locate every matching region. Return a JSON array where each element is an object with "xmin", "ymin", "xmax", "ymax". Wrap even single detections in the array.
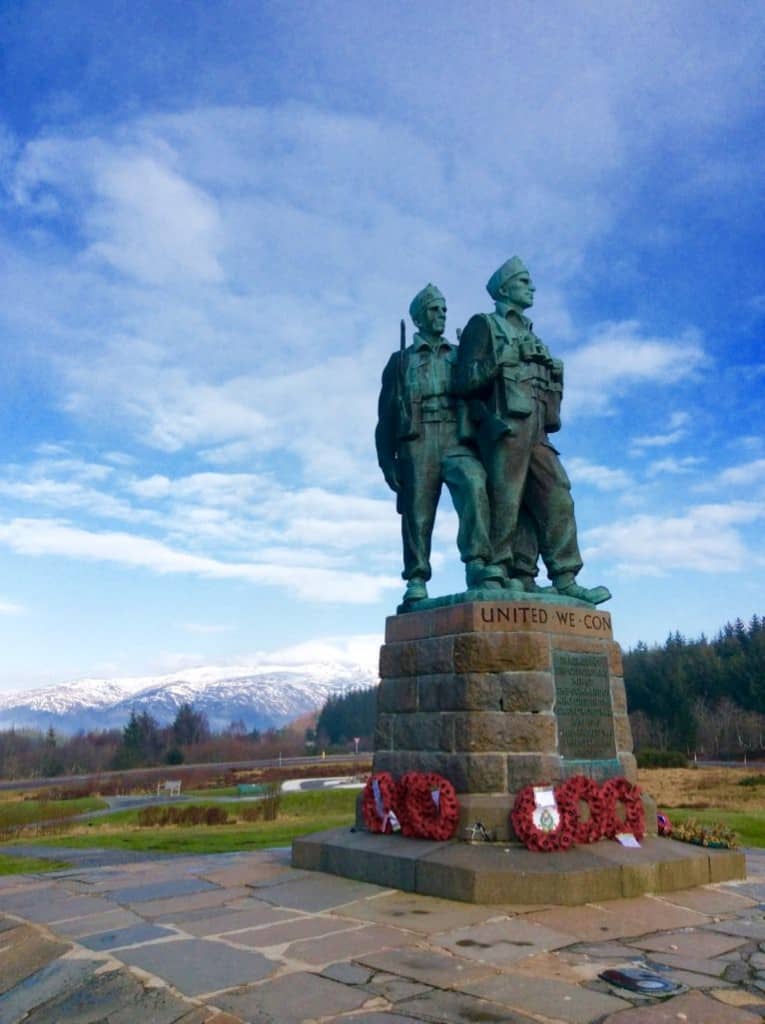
[
  {"xmin": 456, "ymin": 258, "xmax": 610, "ymax": 605},
  {"xmin": 375, "ymin": 284, "xmax": 504, "ymax": 608}
]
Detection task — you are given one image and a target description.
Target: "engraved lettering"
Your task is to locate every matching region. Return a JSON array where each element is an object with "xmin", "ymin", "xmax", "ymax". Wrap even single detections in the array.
[
  {"xmin": 553, "ymin": 649, "xmax": 616, "ymax": 759},
  {"xmin": 555, "ymin": 610, "xmax": 575, "ymax": 626},
  {"xmin": 496, "ymin": 606, "xmax": 511, "ymax": 623},
  {"xmin": 480, "ymin": 607, "xmax": 495, "ymax": 623}
]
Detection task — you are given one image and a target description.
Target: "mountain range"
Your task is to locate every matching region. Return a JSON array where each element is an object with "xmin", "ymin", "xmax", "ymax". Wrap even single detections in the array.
[{"xmin": 0, "ymin": 661, "xmax": 379, "ymax": 734}]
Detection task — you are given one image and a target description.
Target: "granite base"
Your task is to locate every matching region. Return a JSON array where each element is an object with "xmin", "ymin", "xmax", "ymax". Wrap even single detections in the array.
[{"xmin": 292, "ymin": 827, "xmax": 745, "ymax": 905}]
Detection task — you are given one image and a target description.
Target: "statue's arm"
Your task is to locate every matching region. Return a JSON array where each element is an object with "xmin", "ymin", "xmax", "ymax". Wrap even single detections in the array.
[
  {"xmin": 375, "ymin": 355, "xmax": 401, "ymax": 491},
  {"xmin": 456, "ymin": 314, "xmax": 496, "ymax": 396}
]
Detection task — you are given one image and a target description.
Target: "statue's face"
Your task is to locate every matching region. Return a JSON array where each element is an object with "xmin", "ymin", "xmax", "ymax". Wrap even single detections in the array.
[
  {"xmin": 420, "ymin": 299, "xmax": 447, "ymax": 335},
  {"xmin": 503, "ymin": 272, "xmax": 535, "ymax": 310}
]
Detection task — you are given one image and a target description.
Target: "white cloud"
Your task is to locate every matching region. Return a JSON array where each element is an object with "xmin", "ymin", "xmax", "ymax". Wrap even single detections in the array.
[
  {"xmin": 646, "ymin": 457, "xmax": 704, "ymax": 477},
  {"xmin": 566, "ymin": 457, "xmax": 632, "ymax": 492},
  {"xmin": 631, "ymin": 413, "xmax": 690, "ymax": 451},
  {"xmin": 715, "ymin": 459, "xmax": 765, "ymax": 488},
  {"xmin": 0, "ymin": 598, "xmax": 24, "ymax": 615},
  {"xmin": 564, "ymin": 323, "xmax": 706, "ymax": 418},
  {"xmin": 0, "ymin": 518, "xmax": 399, "ymax": 603},
  {"xmin": 583, "ymin": 502, "xmax": 764, "ymax": 576}
]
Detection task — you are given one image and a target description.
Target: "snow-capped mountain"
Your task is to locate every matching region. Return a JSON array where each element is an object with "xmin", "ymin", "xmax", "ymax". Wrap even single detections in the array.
[{"xmin": 0, "ymin": 661, "xmax": 379, "ymax": 734}]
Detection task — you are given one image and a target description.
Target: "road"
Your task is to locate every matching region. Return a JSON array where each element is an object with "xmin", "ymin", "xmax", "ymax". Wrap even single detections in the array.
[{"xmin": 0, "ymin": 752, "xmax": 371, "ymax": 792}]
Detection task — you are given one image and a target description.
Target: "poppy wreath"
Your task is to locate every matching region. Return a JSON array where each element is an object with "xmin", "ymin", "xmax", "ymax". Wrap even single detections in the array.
[
  {"xmin": 510, "ymin": 783, "xmax": 576, "ymax": 852},
  {"xmin": 361, "ymin": 771, "xmax": 401, "ymax": 834},
  {"xmin": 601, "ymin": 776, "xmax": 645, "ymax": 841},
  {"xmin": 398, "ymin": 771, "xmax": 460, "ymax": 840},
  {"xmin": 556, "ymin": 774, "xmax": 607, "ymax": 844}
]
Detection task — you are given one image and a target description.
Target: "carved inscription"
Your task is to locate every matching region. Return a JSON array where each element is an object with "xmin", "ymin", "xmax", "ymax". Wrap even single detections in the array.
[
  {"xmin": 553, "ymin": 649, "xmax": 616, "ymax": 759},
  {"xmin": 479, "ymin": 604, "xmax": 612, "ymax": 636}
]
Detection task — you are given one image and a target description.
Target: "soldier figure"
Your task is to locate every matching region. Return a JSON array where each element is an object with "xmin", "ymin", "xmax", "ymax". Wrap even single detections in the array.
[
  {"xmin": 457, "ymin": 258, "xmax": 610, "ymax": 604},
  {"xmin": 376, "ymin": 284, "xmax": 504, "ymax": 607}
]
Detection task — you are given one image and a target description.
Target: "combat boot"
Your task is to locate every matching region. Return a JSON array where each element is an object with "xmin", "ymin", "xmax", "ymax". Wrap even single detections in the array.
[
  {"xmin": 553, "ymin": 574, "xmax": 611, "ymax": 605},
  {"xmin": 466, "ymin": 558, "xmax": 505, "ymax": 590}
]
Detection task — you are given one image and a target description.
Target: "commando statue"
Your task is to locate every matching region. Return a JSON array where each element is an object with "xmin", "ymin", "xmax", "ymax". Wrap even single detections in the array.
[
  {"xmin": 456, "ymin": 257, "xmax": 610, "ymax": 605},
  {"xmin": 375, "ymin": 284, "xmax": 504, "ymax": 608}
]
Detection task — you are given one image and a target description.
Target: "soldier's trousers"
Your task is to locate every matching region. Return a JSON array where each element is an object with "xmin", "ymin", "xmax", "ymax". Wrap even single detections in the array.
[
  {"xmin": 397, "ymin": 421, "xmax": 493, "ymax": 581},
  {"xmin": 480, "ymin": 406, "xmax": 583, "ymax": 581}
]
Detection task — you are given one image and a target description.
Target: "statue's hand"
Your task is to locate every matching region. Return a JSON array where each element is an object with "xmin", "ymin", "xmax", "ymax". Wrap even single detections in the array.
[{"xmin": 383, "ymin": 465, "xmax": 401, "ymax": 493}]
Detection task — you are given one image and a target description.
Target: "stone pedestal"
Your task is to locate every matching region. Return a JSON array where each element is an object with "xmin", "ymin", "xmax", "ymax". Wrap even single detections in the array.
[
  {"xmin": 293, "ymin": 597, "xmax": 746, "ymax": 902},
  {"xmin": 373, "ymin": 599, "xmax": 639, "ymax": 841}
]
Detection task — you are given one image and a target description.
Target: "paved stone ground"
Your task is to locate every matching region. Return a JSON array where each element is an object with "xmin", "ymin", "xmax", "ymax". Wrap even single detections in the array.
[{"xmin": 1, "ymin": 845, "xmax": 765, "ymax": 1022}]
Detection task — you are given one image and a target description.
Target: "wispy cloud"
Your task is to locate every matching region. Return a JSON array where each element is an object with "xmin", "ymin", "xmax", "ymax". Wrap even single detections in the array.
[
  {"xmin": 566, "ymin": 457, "xmax": 632, "ymax": 492},
  {"xmin": 0, "ymin": 518, "xmax": 399, "ymax": 603},
  {"xmin": 564, "ymin": 323, "xmax": 706, "ymax": 418},
  {"xmin": 583, "ymin": 502, "xmax": 763, "ymax": 575}
]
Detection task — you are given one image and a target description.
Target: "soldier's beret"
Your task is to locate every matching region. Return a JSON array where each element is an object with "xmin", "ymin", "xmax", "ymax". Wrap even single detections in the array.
[
  {"xmin": 486, "ymin": 256, "xmax": 529, "ymax": 300},
  {"xmin": 409, "ymin": 283, "xmax": 445, "ymax": 325}
]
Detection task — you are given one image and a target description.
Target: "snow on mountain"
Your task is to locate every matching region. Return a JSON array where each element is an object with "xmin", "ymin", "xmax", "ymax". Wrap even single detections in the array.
[{"xmin": 0, "ymin": 661, "xmax": 379, "ymax": 734}]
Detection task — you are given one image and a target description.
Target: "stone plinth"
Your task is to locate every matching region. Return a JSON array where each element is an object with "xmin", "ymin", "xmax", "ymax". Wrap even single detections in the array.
[
  {"xmin": 293, "ymin": 829, "xmax": 745, "ymax": 905},
  {"xmin": 373, "ymin": 600, "xmax": 637, "ymax": 841}
]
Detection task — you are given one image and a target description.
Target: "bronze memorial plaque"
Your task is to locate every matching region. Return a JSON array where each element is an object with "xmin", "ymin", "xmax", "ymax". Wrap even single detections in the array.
[{"xmin": 553, "ymin": 649, "xmax": 616, "ymax": 759}]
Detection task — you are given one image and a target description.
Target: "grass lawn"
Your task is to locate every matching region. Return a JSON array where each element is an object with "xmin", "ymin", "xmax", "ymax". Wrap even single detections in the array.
[
  {"xmin": 0, "ymin": 853, "xmax": 71, "ymax": 874},
  {"xmin": 1, "ymin": 788, "xmax": 358, "ymax": 856},
  {"xmin": 0, "ymin": 796, "xmax": 108, "ymax": 828}
]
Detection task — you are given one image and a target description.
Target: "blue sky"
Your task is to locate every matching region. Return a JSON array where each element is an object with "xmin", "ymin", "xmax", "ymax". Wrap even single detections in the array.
[{"xmin": 0, "ymin": 0, "xmax": 763, "ymax": 692}]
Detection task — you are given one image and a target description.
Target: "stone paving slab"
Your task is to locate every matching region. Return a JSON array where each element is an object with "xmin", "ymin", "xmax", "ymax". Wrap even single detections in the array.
[
  {"xmin": 527, "ymin": 893, "xmax": 707, "ymax": 941},
  {"xmin": 395, "ymin": 987, "xmax": 534, "ymax": 1022},
  {"xmin": 645, "ymin": 950, "xmax": 733, "ymax": 977},
  {"xmin": 0, "ymin": 924, "xmax": 71, "ymax": 995},
  {"xmin": 130, "ymin": 886, "xmax": 252, "ymax": 919},
  {"xmin": 335, "ymin": 890, "xmax": 498, "ymax": 934},
  {"xmin": 116, "ymin": 936, "xmax": 277, "ymax": 996},
  {"xmin": 255, "ymin": 874, "xmax": 389, "ymax": 912},
  {"xmin": 77, "ymin": 920, "xmax": 177, "ymax": 950},
  {"xmin": 19, "ymin": 965, "xmax": 200, "ymax": 1024},
  {"xmin": 460, "ymin": 970, "xmax": 631, "ymax": 1022},
  {"xmin": 342, "ymin": 1014, "xmax": 426, "ymax": 1023},
  {"xmin": 106, "ymin": 877, "xmax": 220, "ymax": 904},
  {"xmin": 1, "ymin": 846, "xmax": 765, "ymax": 1023},
  {"xmin": 0, "ymin": 956, "xmax": 102, "ymax": 1023},
  {"xmin": 708, "ymin": 915, "xmax": 765, "ymax": 941},
  {"xmin": 433, "ymin": 916, "xmax": 575, "ymax": 967},
  {"xmin": 52, "ymin": 907, "xmax": 145, "ymax": 938},
  {"xmin": 0, "ymin": 889, "xmax": 115, "ymax": 923},
  {"xmin": 169, "ymin": 901, "xmax": 299, "ymax": 936},
  {"xmin": 226, "ymin": 913, "xmax": 356, "ymax": 947},
  {"xmin": 355, "ymin": 946, "xmax": 502, "ymax": 988},
  {"xmin": 213, "ymin": 971, "xmax": 371, "ymax": 1022},
  {"xmin": 657, "ymin": 886, "xmax": 759, "ymax": 915},
  {"xmin": 364, "ymin": 969, "xmax": 433, "ymax": 1002},
  {"xmin": 600, "ymin": 988, "xmax": 764, "ymax": 1022},
  {"xmin": 286, "ymin": 922, "xmax": 420, "ymax": 965},
  {"xmin": 631, "ymin": 927, "xmax": 748, "ymax": 957}
]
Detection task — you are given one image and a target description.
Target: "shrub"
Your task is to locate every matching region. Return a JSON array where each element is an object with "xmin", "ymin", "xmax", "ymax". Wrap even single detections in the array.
[
  {"xmin": 137, "ymin": 804, "xmax": 229, "ymax": 828},
  {"xmin": 636, "ymin": 748, "xmax": 687, "ymax": 768},
  {"xmin": 238, "ymin": 804, "xmax": 264, "ymax": 822},
  {"xmin": 738, "ymin": 774, "xmax": 765, "ymax": 787}
]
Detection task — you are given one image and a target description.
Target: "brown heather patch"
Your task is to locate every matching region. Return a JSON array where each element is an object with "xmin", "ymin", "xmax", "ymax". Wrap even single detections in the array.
[{"xmin": 638, "ymin": 766, "xmax": 765, "ymax": 811}]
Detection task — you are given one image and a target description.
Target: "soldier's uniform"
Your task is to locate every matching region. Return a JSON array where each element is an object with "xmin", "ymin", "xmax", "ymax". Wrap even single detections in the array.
[
  {"xmin": 376, "ymin": 290, "xmax": 497, "ymax": 596},
  {"xmin": 457, "ymin": 276, "xmax": 583, "ymax": 587}
]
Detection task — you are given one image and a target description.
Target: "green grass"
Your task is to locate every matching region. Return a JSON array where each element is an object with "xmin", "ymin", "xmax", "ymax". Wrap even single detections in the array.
[
  {"xmin": 4, "ymin": 814, "xmax": 354, "ymax": 855},
  {"xmin": 666, "ymin": 807, "xmax": 765, "ymax": 848},
  {"xmin": 0, "ymin": 853, "xmax": 71, "ymax": 874},
  {"xmin": 0, "ymin": 788, "xmax": 358, "ymax": 856},
  {"xmin": 0, "ymin": 797, "xmax": 108, "ymax": 827}
]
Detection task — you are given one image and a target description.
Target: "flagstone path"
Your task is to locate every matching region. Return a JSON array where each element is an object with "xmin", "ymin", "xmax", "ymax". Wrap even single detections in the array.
[{"xmin": 1, "ymin": 845, "xmax": 765, "ymax": 1022}]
